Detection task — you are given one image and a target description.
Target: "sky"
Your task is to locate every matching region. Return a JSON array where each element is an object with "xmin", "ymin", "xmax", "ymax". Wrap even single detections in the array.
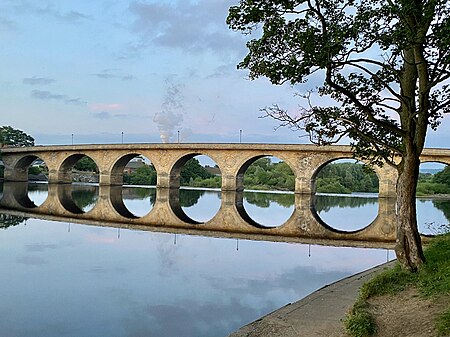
[{"xmin": 1, "ymin": 0, "xmax": 449, "ymax": 148}]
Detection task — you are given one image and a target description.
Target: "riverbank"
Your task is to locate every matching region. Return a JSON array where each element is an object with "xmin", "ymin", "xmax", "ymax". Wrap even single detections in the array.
[
  {"xmin": 345, "ymin": 234, "xmax": 450, "ymax": 337},
  {"xmin": 228, "ymin": 261, "xmax": 396, "ymax": 337},
  {"xmin": 229, "ymin": 234, "xmax": 450, "ymax": 337}
]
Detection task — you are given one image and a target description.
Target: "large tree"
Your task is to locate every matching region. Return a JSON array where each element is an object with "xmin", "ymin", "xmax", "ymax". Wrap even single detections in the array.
[
  {"xmin": 0, "ymin": 126, "xmax": 34, "ymax": 147},
  {"xmin": 228, "ymin": 0, "xmax": 450, "ymax": 271}
]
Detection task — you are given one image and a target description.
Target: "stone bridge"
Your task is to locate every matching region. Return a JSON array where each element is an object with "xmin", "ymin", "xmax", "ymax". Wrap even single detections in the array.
[
  {"xmin": 0, "ymin": 182, "xmax": 398, "ymax": 248},
  {"xmin": 2, "ymin": 144, "xmax": 450, "ymax": 197}
]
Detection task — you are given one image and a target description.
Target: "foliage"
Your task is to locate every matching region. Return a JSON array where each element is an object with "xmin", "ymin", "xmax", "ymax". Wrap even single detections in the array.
[
  {"xmin": 74, "ymin": 156, "xmax": 98, "ymax": 172},
  {"xmin": 188, "ymin": 176, "xmax": 222, "ymax": 188},
  {"xmin": 244, "ymin": 158, "xmax": 295, "ymax": 191},
  {"xmin": 432, "ymin": 200, "xmax": 450, "ymax": 228},
  {"xmin": 28, "ymin": 166, "xmax": 42, "ymax": 175},
  {"xmin": 345, "ymin": 234, "xmax": 450, "ymax": 336},
  {"xmin": 228, "ymin": 0, "xmax": 450, "ymax": 269},
  {"xmin": 0, "ymin": 126, "xmax": 34, "ymax": 147},
  {"xmin": 71, "ymin": 187, "xmax": 98, "ymax": 211},
  {"xmin": 417, "ymin": 167, "xmax": 450, "ymax": 195},
  {"xmin": 244, "ymin": 191, "xmax": 295, "ymax": 208},
  {"xmin": 316, "ymin": 162, "xmax": 378, "ymax": 193},
  {"xmin": 228, "ymin": 1, "xmax": 450, "ymax": 166},
  {"xmin": 179, "ymin": 189, "xmax": 205, "ymax": 207},
  {"xmin": 437, "ymin": 308, "xmax": 450, "ymax": 336},
  {"xmin": 122, "ymin": 186, "xmax": 157, "ymax": 201},
  {"xmin": 344, "ymin": 301, "xmax": 376, "ymax": 337},
  {"xmin": 122, "ymin": 158, "xmax": 216, "ymax": 187},
  {"xmin": 434, "ymin": 165, "xmax": 450, "ymax": 186},
  {"xmin": 314, "ymin": 195, "xmax": 377, "ymax": 213},
  {"xmin": 180, "ymin": 158, "xmax": 214, "ymax": 185},
  {"xmin": 0, "ymin": 213, "xmax": 27, "ymax": 229},
  {"xmin": 124, "ymin": 165, "xmax": 157, "ymax": 185}
]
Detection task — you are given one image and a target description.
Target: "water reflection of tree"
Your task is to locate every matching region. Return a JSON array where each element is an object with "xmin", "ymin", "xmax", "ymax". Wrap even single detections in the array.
[
  {"xmin": 314, "ymin": 195, "xmax": 377, "ymax": 213},
  {"xmin": 244, "ymin": 192, "xmax": 294, "ymax": 208},
  {"xmin": 71, "ymin": 186, "xmax": 98, "ymax": 210},
  {"xmin": 122, "ymin": 187, "xmax": 156, "ymax": 203},
  {"xmin": 0, "ymin": 213, "xmax": 27, "ymax": 229},
  {"xmin": 179, "ymin": 190, "xmax": 205, "ymax": 207},
  {"xmin": 27, "ymin": 183, "xmax": 49, "ymax": 192},
  {"xmin": 432, "ymin": 200, "xmax": 450, "ymax": 223}
]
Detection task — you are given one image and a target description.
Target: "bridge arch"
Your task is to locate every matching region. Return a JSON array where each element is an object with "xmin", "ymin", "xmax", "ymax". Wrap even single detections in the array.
[
  {"xmin": 57, "ymin": 153, "xmax": 99, "ymax": 184},
  {"xmin": 110, "ymin": 153, "xmax": 157, "ymax": 186},
  {"xmin": 169, "ymin": 152, "xmax": 222, "ymax": 189},
  {"xmin": 8, "ymin": 154, "xmax": 47, "ymax": 182},
  {"xmin": 236, "ymin": 154, "xmax": 297, "ymax": 192},
  {"xmin": 311, "ymin": 157, "xmax": 380, "ymax": 194}
]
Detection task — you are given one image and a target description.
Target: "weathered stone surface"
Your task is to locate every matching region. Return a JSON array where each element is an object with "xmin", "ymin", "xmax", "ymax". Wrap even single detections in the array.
[{"xmin": 1, "ymin": 143, "xmax": 448, "ymax": 245}]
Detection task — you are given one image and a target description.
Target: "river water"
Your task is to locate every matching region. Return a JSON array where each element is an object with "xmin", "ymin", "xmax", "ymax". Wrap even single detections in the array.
[{"xmin": 0, "ymin": 183, "xmax": 448, "ymax": 337}]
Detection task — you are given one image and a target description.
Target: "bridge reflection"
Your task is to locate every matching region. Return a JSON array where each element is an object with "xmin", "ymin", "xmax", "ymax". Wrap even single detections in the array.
[{"xmin": 0, "ymin": 182, "xmax": 399, "ymax": 248}]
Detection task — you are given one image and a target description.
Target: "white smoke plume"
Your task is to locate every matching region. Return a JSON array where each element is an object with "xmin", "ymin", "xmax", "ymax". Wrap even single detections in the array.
[{"xmin": 154, "ymin": 79, "xmax": 185, "ymax": 143}]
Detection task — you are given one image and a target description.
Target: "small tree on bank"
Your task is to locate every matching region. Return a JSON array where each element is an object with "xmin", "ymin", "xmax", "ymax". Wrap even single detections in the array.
[
  {"xmin": 0, "ymin": 126, "xmax": 34, "ymax": 148},
  {"xmin": 228, "ymin": 0, "xmax": 450, "ymax": 271}
]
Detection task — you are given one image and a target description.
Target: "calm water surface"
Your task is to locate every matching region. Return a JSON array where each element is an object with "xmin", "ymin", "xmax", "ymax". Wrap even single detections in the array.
[{"xmin": 0, "ymin": 183, "xmax": 448, "ymax": 337}]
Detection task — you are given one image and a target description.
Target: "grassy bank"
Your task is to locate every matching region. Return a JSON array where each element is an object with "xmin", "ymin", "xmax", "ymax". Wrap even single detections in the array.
[{"xmin": 345, "ymin": 233, "xmax": 450, "ymax": 336}]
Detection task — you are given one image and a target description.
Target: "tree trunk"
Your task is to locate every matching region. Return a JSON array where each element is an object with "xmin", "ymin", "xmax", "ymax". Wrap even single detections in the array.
[{"xmin": 395, "ymin": 154, "xmax": 425, "ymax": 271}]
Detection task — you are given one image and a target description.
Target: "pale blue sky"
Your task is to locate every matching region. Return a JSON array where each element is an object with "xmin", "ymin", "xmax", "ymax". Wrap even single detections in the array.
[{"xmin": 1, "ymin": 0, "xmax": 449, "ymax": 147}]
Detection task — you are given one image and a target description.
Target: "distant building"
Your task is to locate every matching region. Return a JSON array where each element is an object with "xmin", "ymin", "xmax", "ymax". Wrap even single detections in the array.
[
  {"xmin": 124, "ymin": 158, "xmax": 146, "ymax": 174},
  {"xmin": 204, "ymin": 165, "xmax": 221, "ymax": 176},
  {"xmin": 31, "ymin": 159, "xmax": 45, "ymax": 167}
]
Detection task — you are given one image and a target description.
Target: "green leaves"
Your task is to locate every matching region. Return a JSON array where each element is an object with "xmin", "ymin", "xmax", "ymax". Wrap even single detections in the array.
[
  {"xmin": 0, "ymin": 126, "xmax": 34, "ymax": 147},
  {"xmin": 228, "ymin": 0, "xmax": 450, "ymax": 167}
]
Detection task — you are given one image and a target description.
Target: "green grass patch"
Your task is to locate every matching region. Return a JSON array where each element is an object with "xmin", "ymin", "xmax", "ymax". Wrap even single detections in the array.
[
  {"xmin": 344, "ymin": 300, "xmax": 376, "ymax": 337},
  {"xmin": 436, "ymin": 307, "xmax": 450, "ymax": 336},
  {"xmin": 345, "ymin": 233, "xmax": 450, "ymax": 337},
  {"xmin": 359, "ymin": 265, "xmax": 416, "ymax": 299}
]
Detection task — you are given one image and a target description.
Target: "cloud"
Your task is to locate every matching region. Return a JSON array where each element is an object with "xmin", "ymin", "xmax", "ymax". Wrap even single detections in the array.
[
  {"xmin": 11, "ymin": 1, "xmax": 89, "ymax": 24},
  {"xmin": 92, "ymin": 69, "xmax": 135, "ymax": 81},
  {"xmin": 0, "ymin": 15, "xmax": 17, "ymax": 32},
  {"xmin": 92, "ymin": 111, "xmax": 112, "ymax": 119},
  {"xmin": 91, "ymin": 111, "xmax": 150, "ymax": 120},
  {"xmin": 89, "ymin": 103, "xmax": 123, "ymax": 111},
  {"xmin": 25, "ymin": 243, "xmax": 59, "ymax": 252},
  {"xmin": 31, "ymin": 89, "xmax": 86, "ymax": 105},
  {"xmin": 127, "ymin": 0, "xmax": 245, "ymax": 55},
  {"xmin": 23, "ymin": 76, "xmax": 56, "ymax": 86},
  {"xmin": 16, "ymin": 255, "xmax": 47, "ymax": 266}
]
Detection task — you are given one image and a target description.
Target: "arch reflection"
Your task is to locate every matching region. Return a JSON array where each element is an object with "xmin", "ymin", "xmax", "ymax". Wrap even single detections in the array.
[
  {"xmin": 0, "ymin": 181, "xmax": 403, "ymax": 247},
  {"xmin": 58, "ymin": 184, "xmax": 99, "ymax": 214},
  {"xmin": 120, "ymin": 186, "xmax": 156, "ymax": 218},
  {"xmin": 239, "ymin": 191, "xmax": 295, "ymax": 228},
  {"xmin": 312, "ymin": 194, "xmax": 379, "ymax": 233}
]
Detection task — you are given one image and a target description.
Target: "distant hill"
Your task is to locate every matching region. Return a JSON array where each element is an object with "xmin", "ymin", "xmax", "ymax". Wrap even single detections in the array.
[{"xmin": 420, "ymin": 168, "xmax": 443, "ymax": 175}]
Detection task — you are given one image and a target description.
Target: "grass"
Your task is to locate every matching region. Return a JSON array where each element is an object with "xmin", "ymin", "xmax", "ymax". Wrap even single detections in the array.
[{"xmin": 344, "ymin": 233, "xmax": 450, "ymax": 337}]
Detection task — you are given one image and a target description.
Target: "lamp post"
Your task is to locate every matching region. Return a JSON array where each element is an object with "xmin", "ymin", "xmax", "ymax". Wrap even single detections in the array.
[
  {"xmin": 239, "ymin": 129, "xmax": 242, "ymax": 143},
  {"xmin": 71, "ymin": 133, "xmax": 74, "ymax": 145},
  {"xmin": 121, "ymin": 132, "xmax": 124, "ymax": 144}
]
